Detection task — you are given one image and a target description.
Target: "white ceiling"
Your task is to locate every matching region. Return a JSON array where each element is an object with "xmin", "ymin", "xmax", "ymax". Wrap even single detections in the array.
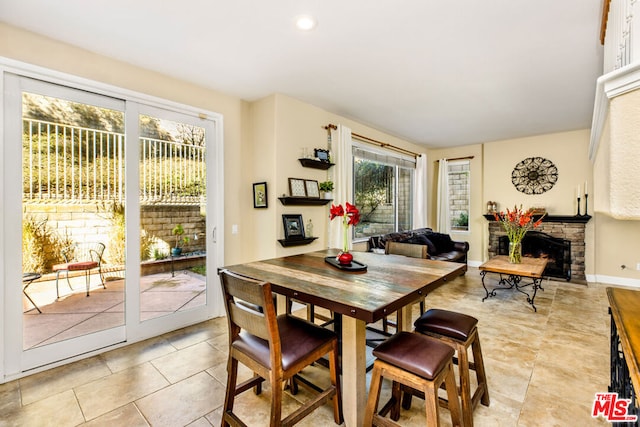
[{"xmin": 0, "ymin": 0, "xmax": 605, "ymax": 148}]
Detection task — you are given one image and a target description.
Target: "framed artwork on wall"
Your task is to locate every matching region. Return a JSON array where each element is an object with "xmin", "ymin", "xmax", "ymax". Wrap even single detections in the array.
[
  {"xmin": 253, "ymin": 182, "xmax": 268, "ymax": 208},
  {"xmin": 289, "ymin": 178, "xmax": 307, "ymax": 197},
  {"xmin": 282, "ymin": 214, "xmax": 305, "ymax": 240},
  {"xmin": 305, "ymin": 180, "xmax": 320, "ymax": 198}
]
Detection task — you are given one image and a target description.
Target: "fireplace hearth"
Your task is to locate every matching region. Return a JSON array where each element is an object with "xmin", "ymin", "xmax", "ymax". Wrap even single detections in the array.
[
  {"xmin": 498, "ymin": 232, "xmax": 571, "ymax": 281},
  {"xmin": 485, "ymin": 214, "xmax": 590, "ymax": 283}
]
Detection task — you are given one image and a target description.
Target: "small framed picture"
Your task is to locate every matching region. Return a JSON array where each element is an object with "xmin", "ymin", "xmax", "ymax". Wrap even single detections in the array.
[
  {"xmin": 289, "ymin": 178, "xmax": 307, "ymax": 197},
  {"xmin": 305, "ymin": 180, "xmax": 320, "ymax": 198},
  {"xmin": 314, "ymin": 148, "xmax": 330, "ymax": 162},
  {"xmin": 283, "ymin": 214, "xmax": 305, "ymax": 240},
  {"xmin": 253, "ymin": 182, "xmax": 268, "ymax": 208}
]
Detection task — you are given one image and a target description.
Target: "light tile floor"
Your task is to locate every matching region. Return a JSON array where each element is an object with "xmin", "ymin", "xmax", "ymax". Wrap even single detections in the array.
[{"xmin": 2, "ymin": 267, "xmax": 619, "ymax": 426}]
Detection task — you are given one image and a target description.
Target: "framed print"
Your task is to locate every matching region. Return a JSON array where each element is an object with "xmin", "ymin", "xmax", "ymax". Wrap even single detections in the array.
[
  {"xmin": 305, "ymin": 180, "xmax": 320, "ymax": 198},
  {"xmin": 253, "ymin": 182, "xmax": 268, "ymax": 208},
  {"xmin": 314, "ymin": 148, "xmax": 330, "ymax": 162},
  {"xmin": 288, "ymin": 178, "xmax": 307, "ymax": 197},
  {"xmin": 283, "ymin": 214, "xmax": 305, "ymax": 240}
]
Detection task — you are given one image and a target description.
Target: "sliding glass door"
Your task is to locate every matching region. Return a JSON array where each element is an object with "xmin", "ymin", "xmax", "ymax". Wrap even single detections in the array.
[{"xmin": 2, "ymin": 69, "xmax": 223, "ymax": 377}]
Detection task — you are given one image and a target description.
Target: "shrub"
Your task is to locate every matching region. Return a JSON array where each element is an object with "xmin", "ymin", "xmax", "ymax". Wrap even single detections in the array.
[{"xmin": 22, "ymin": 216, "xmax": 72, "ymax": 273}]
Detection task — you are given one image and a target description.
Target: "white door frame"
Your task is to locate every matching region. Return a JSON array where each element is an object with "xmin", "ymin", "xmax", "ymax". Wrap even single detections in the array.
[{"xmin": 0, "ymin": 57, "xmax": 225, "ymax": 383}]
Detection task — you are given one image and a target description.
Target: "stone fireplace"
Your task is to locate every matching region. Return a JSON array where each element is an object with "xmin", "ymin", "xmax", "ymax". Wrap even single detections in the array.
[{"xmin": 485, "ymin": 215, "xmax": 591, "ymax": 283}]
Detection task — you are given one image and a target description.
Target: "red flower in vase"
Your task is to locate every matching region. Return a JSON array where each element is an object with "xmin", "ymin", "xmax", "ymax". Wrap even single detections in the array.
[{"xmin": 330, "ymin": 202, "xmax": 360, "ymax": 264}]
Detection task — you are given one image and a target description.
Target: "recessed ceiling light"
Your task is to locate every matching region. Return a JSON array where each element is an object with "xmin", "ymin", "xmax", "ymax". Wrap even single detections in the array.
[{"xmin": 295, "ymin": 15, "xmax": 317, "ymax": 31}]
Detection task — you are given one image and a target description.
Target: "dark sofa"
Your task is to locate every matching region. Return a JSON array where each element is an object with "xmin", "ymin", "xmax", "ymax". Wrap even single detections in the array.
[{"xmin": 367, "ymin": 227, "xmax": 469, "ymax": 263}]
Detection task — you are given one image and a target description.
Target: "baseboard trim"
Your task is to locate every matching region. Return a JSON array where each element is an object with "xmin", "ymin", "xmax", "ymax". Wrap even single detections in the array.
[{"xmin": 587, "ymin": 274, "xmax": 640, "ymax": 288}]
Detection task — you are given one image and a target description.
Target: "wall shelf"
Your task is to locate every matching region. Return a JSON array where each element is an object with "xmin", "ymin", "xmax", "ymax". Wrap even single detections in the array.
[
  {"xmin": 278, "ymin": 237, "xmax": 318, "ymax": 247},
  {"xmin": 298, "ymin": 158, "xmax": 334, "ymax": 170},
  {"xmin": 279, "ymin": 197, "xmax": 332, "ymax": 206}
]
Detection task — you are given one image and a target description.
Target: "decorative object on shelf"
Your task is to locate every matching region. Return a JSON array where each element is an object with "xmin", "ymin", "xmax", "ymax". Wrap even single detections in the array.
[
  {"xmin": 305, "ymin": 219, "xmax": 314, "ymax": 238},
  {"xmin": 288, "ymin": 178, "xmax": 307, "ymax": 197},
  {"xmin": 282, "ymin": 214, "xmax": 305, "ymax": 240},
  {"xmin": 314, "ymin": 148, "xmax": 330, "ymax": 162},
  {"xmin": 330, "ymin": 202, "xmax": 361, "ymax": 265},
  {"xmin": 493, "ymin": 205, "xmax": 544, "ymax": 264},
  {"xmin": 578, "ymin": 181, "xmax": 589, "ymax": 216},
  {"xmin": 486, "ymin": 201, "xmax": 498, "ymax": 214},
  {"xmin": 252, "ymin": 182, "xmax": 268, "ymax": 208},
  {"xmin": 511, "ymin": 157, "xmax": 558, "ymax": 195},
  {"xmin": 319, "ymin": 180, "xmax": 334, "ymax": 199},
  {"xmin": 171, "ymin": 223, "xmax": 190, "ymax": 257},
  {"xmin": 304, "ymin": 180, "xmax": 320, "ymax": 198}
]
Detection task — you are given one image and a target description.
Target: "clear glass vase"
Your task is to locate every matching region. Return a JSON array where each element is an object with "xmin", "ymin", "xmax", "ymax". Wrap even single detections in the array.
[{"xmin": 508, "ymin": 240, "xmax": 522, "ymax": 264}]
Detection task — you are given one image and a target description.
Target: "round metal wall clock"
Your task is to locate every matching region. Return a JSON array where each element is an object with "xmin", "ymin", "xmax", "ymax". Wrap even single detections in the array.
[{"xmin": 511, "ymin": 157, "xmax": 558, "ymax": 195}]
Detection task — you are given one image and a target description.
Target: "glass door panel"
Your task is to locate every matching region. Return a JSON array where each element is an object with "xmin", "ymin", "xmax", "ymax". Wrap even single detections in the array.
[{"xmin": 138, "ymin": 111, "xmax": 207, "ymax": 322}]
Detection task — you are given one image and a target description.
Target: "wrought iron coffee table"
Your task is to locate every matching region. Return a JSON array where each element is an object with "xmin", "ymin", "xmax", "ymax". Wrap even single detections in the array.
[{"xmin": 479, "ymin": 255, "xmax": 548, "ymax": 312}]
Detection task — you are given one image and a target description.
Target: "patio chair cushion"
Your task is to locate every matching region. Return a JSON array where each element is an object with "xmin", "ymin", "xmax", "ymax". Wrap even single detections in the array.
[{"xmin": 53, "ymin": 261, "xmax": 99, "ymax": 272}]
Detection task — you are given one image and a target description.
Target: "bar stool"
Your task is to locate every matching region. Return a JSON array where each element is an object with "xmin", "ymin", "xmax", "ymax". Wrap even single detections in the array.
[
  {"xmin": 408, "ymin": 308, "xmax": 490, "ymax": 427},
  {"xmin": 364, "ymin": 331, "xmax": 462, "ymax": 426}
]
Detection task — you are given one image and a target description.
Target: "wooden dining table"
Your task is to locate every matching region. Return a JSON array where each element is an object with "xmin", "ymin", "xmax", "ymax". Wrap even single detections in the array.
[{"xmin": 220, "ymin": 249, "xmax": 467, "ymax": 427}]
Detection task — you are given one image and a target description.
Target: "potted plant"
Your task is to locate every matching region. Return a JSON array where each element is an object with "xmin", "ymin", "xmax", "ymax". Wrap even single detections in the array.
[
  {"xmin": 319, "ymin": 181, "xmax": 334, "ymax": 199},
  {"xmin": 171, "ymin": 224, "xmax": 190, "ymax": 256}
]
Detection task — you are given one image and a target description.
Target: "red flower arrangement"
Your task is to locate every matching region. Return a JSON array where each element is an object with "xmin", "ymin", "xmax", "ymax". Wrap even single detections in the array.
[
  {"xmin": 330, "ymin": 202, "xmax": 360, "ymax": 264},
  {"xmin": 494, "ymin": 205, "xmax": 545, "ymax": 263}
]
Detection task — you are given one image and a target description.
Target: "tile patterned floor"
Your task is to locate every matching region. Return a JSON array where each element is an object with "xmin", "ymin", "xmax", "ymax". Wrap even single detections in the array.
[{"xmin": 2, "ymin": 266, "xmax": 618, "ymax": 426}]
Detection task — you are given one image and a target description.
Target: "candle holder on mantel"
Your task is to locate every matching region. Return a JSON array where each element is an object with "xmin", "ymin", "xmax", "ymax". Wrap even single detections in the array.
[
  {"xmin": 576, "ymin": 197, "xmax": 581, "ymax": 216},
  {"xmin": 583, "ymin": 193, "xmax": 589, "ymax": 216}
]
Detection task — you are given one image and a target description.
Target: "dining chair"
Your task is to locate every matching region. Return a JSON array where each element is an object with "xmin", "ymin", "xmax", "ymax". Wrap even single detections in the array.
[
  {"xmin": 218, "ymin": 269, "xmax": 343, "ymax": 427},
  {"xmin": 380, "ymin": 241, "xmax": 430, "ymax": 332}
]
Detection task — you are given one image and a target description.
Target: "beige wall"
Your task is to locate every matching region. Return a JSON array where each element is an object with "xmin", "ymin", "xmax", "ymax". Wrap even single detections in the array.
[
  {"xmin": 2, "ymin": 23, "xmax": 639, "ymax": 284},
  {"xmin": 592, "ymin": 90, "xmax": 640, "ymax": 282}
]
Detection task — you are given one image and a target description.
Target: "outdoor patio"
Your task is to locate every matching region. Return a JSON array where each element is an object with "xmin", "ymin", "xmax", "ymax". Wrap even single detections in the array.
[{"xmin": 22, "ymin": 269, "xmax": 206, "ymax": 349}]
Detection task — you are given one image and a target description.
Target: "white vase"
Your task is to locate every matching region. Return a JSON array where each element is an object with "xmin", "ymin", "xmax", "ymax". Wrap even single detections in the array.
[{"xmin": 323, "ymin": 191, "xmax": 333, "ymax": 200}]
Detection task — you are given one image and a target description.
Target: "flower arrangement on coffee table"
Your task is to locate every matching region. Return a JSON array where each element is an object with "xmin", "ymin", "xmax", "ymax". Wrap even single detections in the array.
[
  {"xmin": 494, "ymin": 205, "xmax": 544, "ymax": 263},
  {"xmin": 330, "ymin": 202, "xmax": 360, "ymax": 265}
]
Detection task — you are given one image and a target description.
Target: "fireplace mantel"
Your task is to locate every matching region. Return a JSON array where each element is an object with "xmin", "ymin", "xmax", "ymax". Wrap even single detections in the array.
[{"xmin": 483, "ymin": 214, "xmax": 592, "ymax": 224}]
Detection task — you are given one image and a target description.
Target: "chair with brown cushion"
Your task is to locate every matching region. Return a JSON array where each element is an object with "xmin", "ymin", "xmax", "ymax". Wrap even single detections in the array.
[
  {"xmin": 52, "ymin": 242, "xmax": 106, "ymax": 298},
  {"xmin": 364, "ymin": 331, "xmax": 462, "ymax": 426},
  {"xmin": 405, "ymin": 308, "xmax": 490, "ymax": 427},
  {"xmin": 218, "ymin": 269, "xmax": 343, "ymax": 427}
]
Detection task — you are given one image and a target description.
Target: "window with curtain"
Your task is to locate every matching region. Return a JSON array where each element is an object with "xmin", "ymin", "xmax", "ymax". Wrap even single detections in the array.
[
  {"xmin": 352, "ymin": 143, "xmax": 415, "ymax": 240},
  {"xmin": 448, "ymin": 160, "xmax": 470, "ymax": 231}
]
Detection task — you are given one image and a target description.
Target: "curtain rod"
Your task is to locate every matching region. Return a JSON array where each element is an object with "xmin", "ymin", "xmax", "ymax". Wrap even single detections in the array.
[
  {"xmin": 324, "ymin": 123, "xmax": 420, "ymax": 158},
  {"xmin": 436, "ymin": 156, "xmax": 474, "ymax": 162}
]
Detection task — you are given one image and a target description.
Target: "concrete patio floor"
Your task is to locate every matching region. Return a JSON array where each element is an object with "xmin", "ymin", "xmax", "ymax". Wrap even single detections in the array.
[{"xmin": 22, "ymin": 269, "xmax": 206, "ymax": 349}]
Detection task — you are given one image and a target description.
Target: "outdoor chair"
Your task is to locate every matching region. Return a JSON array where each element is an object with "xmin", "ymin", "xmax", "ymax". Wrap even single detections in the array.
[
  {"xmin": 218, "ymin": 269, "xmax": 343, "ymax": 427},
  {"xmin": 52, "ymin": 242, "xmax": 106, "ymax": 297}
]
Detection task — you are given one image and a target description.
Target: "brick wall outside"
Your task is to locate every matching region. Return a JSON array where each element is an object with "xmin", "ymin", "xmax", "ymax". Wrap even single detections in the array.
[{"xmin": 24, "ymin": 202, "xmax": 206, "ymax": 263}]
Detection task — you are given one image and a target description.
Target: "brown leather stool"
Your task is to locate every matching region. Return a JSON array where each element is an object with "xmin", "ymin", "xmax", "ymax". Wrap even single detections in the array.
[
  {"xmin": 364, "ymin": 331, "xmax": 462, "ymax": 426},
  {"xmin": 408, "ymin": 308, "xmax": 490, "ymax": 427}
]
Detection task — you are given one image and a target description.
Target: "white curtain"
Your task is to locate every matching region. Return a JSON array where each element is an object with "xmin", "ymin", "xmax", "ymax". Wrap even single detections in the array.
[
  {"xmin": 329, "ymin": 124, "xmax": 353, "ymax": 250},
  {"xmin": 436, "ymin": 158, "xmax": 450, "ymax": 233},
  {"xmin": 412, "ymin": 153, "xmax": 428, "ymax": 229}
]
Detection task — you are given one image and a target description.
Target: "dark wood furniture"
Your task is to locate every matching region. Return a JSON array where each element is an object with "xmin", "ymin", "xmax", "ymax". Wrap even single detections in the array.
[
  {"xmin": 479, "ymin": 255, "xmax": 548, "ymax": 311},
  {"xmin": 218, "ymin": 270, "xmax": 343, "ymax": 427},
  {"xmin": 221, "ymin": 249, "xmax": 466, "ymax": 427},
  {"xmin": 607, "ymin": 287, "xmax": 640, "ymax": 422}
]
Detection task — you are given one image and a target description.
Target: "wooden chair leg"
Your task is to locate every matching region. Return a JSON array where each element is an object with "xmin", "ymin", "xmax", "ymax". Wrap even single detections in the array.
[
  {"xmin": 270, "ymin": 376, "xmax": 283, "ymax": 427},
  {"xmin": 222, "ymin": 358, "xmax": 239, "ymax": 427},
  {"xmin": 443, "ymin": 362, "xmax": 462, "ymax": 427},
  {"xmin": 364, "ymin": 363, "xmax": 384, "ymax": 426},
  {"xmin": 329, "ymin": 343, "xmax": 344, "ymax": 424},
  {"xmin": 457, "ymin": 342, "xmax": 473, "ymax": 427},
  {"xmin": 472, "ymin": 333, "xmax": 490, "ymax": 407},
  {"xmin": 423, "ymin": 379, "xmax": 439, "ymax": 426}
]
